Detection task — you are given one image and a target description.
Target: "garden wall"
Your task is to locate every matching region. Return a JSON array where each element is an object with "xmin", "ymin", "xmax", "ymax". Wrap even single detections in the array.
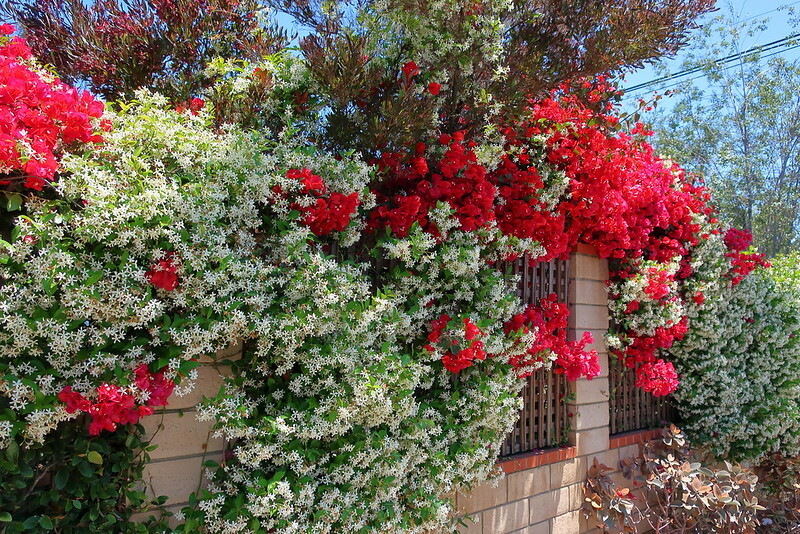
[
  {"xmin": 137, "ymin": 245, "xmax": 648, "ymax": 532},
  {"xmin": 448, "ymin": 245, "xmax": 650, "ymax": 534}
]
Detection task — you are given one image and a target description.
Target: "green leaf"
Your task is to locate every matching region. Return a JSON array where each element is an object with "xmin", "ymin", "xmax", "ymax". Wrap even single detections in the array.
[
  {"xmin": 85, "ymin": 271, "xmax": 104, "ymax": 286},
  {"xmin": 6, "ymin": 440, "xmax": 19, "ymax": 463},
  {"xmin": 0, "ymin": 512, "xmax": 11, "ymax": 522},
  {"xmin": 39, "ymin": 516, "xmax": 54, "ymax": 530},
  {"xmin": 6, "ymin": 193, "xmax": 22, "ymax": 212},
  {"xmin": 78, "ymin": 461, "xmax": 94, "ymax": 477},
  {"xmin": 87, "ymin": 451, "xmax": 103, "ymax": 465},
  {"xmin": 54, "ymin": 468, "xmax": 69, "ymax": 490}
]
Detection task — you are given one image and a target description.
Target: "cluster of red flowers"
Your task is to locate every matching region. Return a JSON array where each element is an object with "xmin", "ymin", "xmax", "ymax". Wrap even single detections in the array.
[
  {"xmin": 504, "ymin": 296, "xmax": 600, "ymax": 381},
  {"xmin": 614, "ymin": 317, "xmax": 687, "ymax": 397},
  {"xmin": 723, "ymin": 228, "xmax": 753, "ymax": 251},
  {"xmin": 365, "ymin": 92, "xmax": 721, "ymax": 391},
  {"xmin": 58, "ymin": 365, "xmax": 174, "ymax": 435},
  {"xmin": 722, "ymin": 229, "xmax": 770, "ymax": 285},
  {"xmin": 726, "ymin": 250, "xmax": 771, "ymax": 286},
  {"xmin": 634, "ymin": 359, "xmax": 679, "ymax": 397},
  {"xmin": 0, "ymin": 25, "xmax": 104, "ymax": 190},
  {"xmin": 175, "ymin": 97, "xmax": 205, "ymax": 115},
  {"xmin": 285, "ymin": 167, "xmax": 360, "ymax": 236},
  {"xmin": 499, "ymin": 96, "xmax": 709, "ymax": 263},
  {"xmin": 146, "ymin": 254, "xmax": 179, "ymax": 291},
  {"xmin": 370, "ymin": 133, "xmax": 496, "ymax": 237},
  {"xmin": 425, "ymin": 315, "xmax": 487, "ymax": 373}
]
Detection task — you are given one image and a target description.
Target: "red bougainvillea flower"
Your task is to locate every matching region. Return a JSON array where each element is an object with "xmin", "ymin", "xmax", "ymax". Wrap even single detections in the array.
[
  {"xmin": 503, "ymin": 296, "xmax": 599, "ymax": 380},
  {"xmin": 58, "ymin": 386, "xmax": 91, "ymax": 413},
  {"xmin": 428, "ymin": 82, "xmax": 441, "ymax": 96},
  {"xmin": 723, "ymin": 228, "xmax": 753, "ymax": 252},
  {"xmin": 283, "ymin": 167, "xmax": 360, "ymax": 236},
  {"xmin": 635, "ymin": 359, "xmax": 679, "ymax": 397},
  {"xmin": 0, "ymin": 27, "xmax": 104, "ymax": 190},
  {"xmin": 134, "ymin": 364, "xmax": 175, "ymax": 406},
  {"xmin": 426, "ymin": 315, "xmax": 487, "ymax": 373},
  {"xmin": 401, "ymin": 61, "xmax": 419, "ymax": 87},
  {"xmin": 146, "ymin": 255, "xmax": 179, "ymax": 291},
  {"xmin": 58, "ymin": 366, "xmax": 175, "ymax": 435},
  {"xmin": 287, "ymin": 167, "xmax": 326, "ymax": 194}
]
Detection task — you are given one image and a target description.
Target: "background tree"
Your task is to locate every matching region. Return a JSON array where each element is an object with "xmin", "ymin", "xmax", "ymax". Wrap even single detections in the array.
[
  {"xmin": 0, "ymin": 0, "xmax": 290, "ymax": 102},
  {"xmin": 646, "ymin": 9, "xmax": 800, "ymax": 257},
  {"xmin": 2, "ymin": 0, "xmax": 714, "ymax": 153}
]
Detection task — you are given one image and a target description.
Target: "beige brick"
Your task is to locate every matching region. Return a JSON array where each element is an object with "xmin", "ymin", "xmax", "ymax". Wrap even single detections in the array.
[
  {"xmin": 141, "ymin": 409, "xmax": 224, "ymax": 460},
  {"xmin": 588, "ymin": 449, "xmax": 620, "ymax": 474},
  {"xmin": 549, "ymin": 458, "xmax": 587, "ymax": 491},
  {"xmin": 573, "ymin": 428, "xmax": 609, "ymax": 457},
  {"xmin": 550, "ymin": 510, "xmax": 581, "ymax": 534},
  {"xmin": 142, "ymin": 452, "xmax": 221, "ymax": 505},
  {"xmin": 573, "ymin": 255, "xmax": 608, "ymax": 282},
  {"xmin": 511, "ymin": 521, "xmax": 550, "ymax": 534},
  {"xmin": 569, "ymin": 304, "xmax": 608, "ymax": 331},
  {"xmin": 579, "ymin": 513, "xmax": 602, "ymax": 534},
  {"xmin": 458, "ymin": 478, "xmax": 508, "ymax": 514},
  {"xmin": 167, "ymin": 364, "xmax": 226, "ymax": 410},
  {"xmin": 484, "ymin": 499, "xmax": 530, "ymax": 533},
  {"xmin": 570, "ymin": 279, "xmax": 608, "ymax": 307},
  {"xmin": 508, "ymin": 466, "xmax": 550, "ymax": 501},
  {"xmin": 616, "ymin": 444, "xmax": 642, "ymax": 463},
  {"xmin": 529, "ymin": 487, "xmax": 570, "ymax": 524},
  {"xmin": 571, "ymin": 402, "xmax": 608, "ymax": 431},
  {"xmin": 456, "ymin": 513, "xmax": 483, "ymax": 534},
  {"xmin": 566, "ymin": 483, "xmax": 583, "ymax": 512},
  {"xmin": 197, "ymin": 339, "xmax": 244, "ymax": 363},
  {"xmin": 572, "ymin": 377, "xmax": 609, "ymax": 405}
]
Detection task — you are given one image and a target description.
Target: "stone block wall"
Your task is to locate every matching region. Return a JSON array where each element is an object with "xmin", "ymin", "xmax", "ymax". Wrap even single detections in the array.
[
  {"xmin": 137, "ymin": 342, "xmax": 242, "ymax": 522},
  {"xmin": 450, "ymin": 245, "xmax": 612, "ymax": 534},
  {"xmin": 136, "ymin": 245, "xmax": 654, "ymax": 532}
]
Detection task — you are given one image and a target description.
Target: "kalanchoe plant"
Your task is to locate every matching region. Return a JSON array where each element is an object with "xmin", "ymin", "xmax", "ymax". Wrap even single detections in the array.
[{"xmin": 583, "ymin": 425, "xmax": 765, "ymax": 534}]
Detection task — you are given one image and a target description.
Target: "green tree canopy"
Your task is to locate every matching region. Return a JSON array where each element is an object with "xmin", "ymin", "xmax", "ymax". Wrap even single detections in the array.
[{"xmin": 647, "ymin": 8, "xmax": 800, "ymax": 257}]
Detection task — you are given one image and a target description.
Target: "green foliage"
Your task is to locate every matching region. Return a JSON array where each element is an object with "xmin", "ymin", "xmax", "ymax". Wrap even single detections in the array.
[
  {"xmin": 648, "ymin": 7, "xmax": 800, "ymax": 256},
  {"xmin": 668, "ymin": 262, "xmax": 800, "ymax": 462},
  {"xmin": 0, "ymin": 421, "xmax": 170, "ymax": 533}
]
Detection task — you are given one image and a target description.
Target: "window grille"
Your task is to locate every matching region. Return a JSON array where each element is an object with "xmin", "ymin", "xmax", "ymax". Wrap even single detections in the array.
[{"xmin": 499, "ymin": 257, "xmax": 571, "ymax": 456}]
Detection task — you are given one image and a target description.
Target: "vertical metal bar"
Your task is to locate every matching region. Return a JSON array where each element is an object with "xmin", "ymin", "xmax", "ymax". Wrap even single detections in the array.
[{"xmin": 545, "ymin": 370, "xmax": 554, "ymax": 447}]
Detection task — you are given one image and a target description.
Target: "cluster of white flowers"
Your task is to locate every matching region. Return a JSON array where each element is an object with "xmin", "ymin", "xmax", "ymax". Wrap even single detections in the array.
[
  {"xmin": 0, "ymin": 91, "xmax": 560, "ymax": 532},
  {"xmin": 666, "ymin": 235, "xmax": 800, "ymax": 461}
]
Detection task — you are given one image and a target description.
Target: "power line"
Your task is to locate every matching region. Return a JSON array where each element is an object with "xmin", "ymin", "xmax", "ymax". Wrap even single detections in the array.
[
  {"xmin": 737, "ymin": 0, "xmax": 800, "ymax": 23},
  {"xmin": 623, "ymin": 41, "xmax": 800, "ymax": 100},
  {"xmin": 622, "ymin": 32, "xmax": 800, "ymax": 93}
]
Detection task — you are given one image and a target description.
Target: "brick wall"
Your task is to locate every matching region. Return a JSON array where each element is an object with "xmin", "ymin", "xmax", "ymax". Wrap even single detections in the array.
[
  {"xmin": 136, "ymin": 341, "xmax": 241, "ymax": 523},
  {"xmin": 136, "ymin": 246, "xmax": 647, "ymax": 533},
  {"xmin": 449, "ymin": 245, "xmax": 612, "ymax": 534}
]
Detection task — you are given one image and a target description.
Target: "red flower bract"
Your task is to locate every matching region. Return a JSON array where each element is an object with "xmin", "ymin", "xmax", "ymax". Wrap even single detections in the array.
[
  {"xmin": 58, "ymin": 366, "xmax": 174, "ymax": 435},
  {"xmin": 0, "ymin": 28, "xmax": 104, "ymax": 190},
  {"xmin": 146, "ymin": 257, "xmax": 179, "ymax": 291}
]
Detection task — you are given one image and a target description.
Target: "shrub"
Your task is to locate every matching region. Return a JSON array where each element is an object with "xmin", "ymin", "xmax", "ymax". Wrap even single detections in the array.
[{"xmin": 583, "ymin": 426, "xmax": 764, "ymax": 533}]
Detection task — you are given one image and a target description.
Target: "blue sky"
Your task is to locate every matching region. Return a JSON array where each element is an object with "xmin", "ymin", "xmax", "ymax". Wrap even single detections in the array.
[{"xmin": 619, "ymin": 0, "xmax": 800, "ymax": 109}]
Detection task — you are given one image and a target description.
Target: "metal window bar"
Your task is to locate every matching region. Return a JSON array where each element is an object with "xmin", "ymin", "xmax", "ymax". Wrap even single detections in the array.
[
  {"xmin": 329, "ymin": 242, "xmax": 573, "ymax": 455},
  {"xmin": 499, "ymin": 257, "xmax": 571, "ymax": 457},
  {"xmin": 608, "ymin": 357, "xmax": 677, "ymax": 435}
]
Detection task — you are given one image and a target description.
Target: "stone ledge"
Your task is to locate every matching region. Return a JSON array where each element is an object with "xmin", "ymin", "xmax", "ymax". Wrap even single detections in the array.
[
  {"xmin": 609, "ymin": 429, "xmax": 661, "ymax": 450},
  {"xmin": 498, "ymin": 446, "xmax": 577, "ymax": 475}
]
